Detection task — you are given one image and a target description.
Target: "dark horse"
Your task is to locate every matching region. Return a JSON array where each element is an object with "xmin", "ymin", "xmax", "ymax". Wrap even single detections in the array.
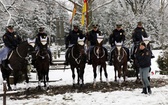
[
  {"xmin": 91, "ymin": 35, "xmax": 110, "ymax": 88},
  {"xmin": 35, "ymin": 36, "xmax": 50, "ymax": 89},
  {"xmin": 113, "ymin": 42, "xmax": 128, "ymax": 84},
  {"xmin": 67, "ymin": 37, "xmax": 86, "ymax": 87},
  {"xmin": 0, "ymin": 39, "xmax": 35, "ymax": 90},
  {"xmin": 132, "ymin": 41, "xmax": 141, "ymax": 82}
]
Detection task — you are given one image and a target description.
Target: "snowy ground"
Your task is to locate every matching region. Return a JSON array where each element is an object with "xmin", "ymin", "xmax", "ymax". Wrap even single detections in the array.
[{"xmin": 1, "ymin": 50, "xmax": 168, "ymax": 105}]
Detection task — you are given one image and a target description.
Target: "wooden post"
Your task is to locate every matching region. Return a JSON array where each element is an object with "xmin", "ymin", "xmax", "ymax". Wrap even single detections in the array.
[{"xmin": 3, "ymin": 81, "xmax": 7, "ymax": 105}]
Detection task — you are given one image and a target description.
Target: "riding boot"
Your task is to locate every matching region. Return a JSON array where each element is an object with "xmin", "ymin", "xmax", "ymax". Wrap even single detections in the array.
[
  {"xmin": 103, "ymin": 47, "xmax": 108, "ymax": 61},
  {"xmin": 147, "ymin": 86, "xmax": 152, "ymax": 94},
  {"xmin": 88, "ymin": 52, "xmax": 92, "ymax": 65},
  {"xmin": 64, "ymin": 48, "xmax": 69, "ymax": 65},
  {"xmin": 48, "ymin": 50, "xmax": 54, "ymax": 65},
  {"xmin": 108, "ymin": 51, "xmax": 113, "ymax": 66},
  {"xmin": 2, "ymin": 59, "xmax": 10, "ymax": 70},
  {"xmin": 88, "ymin": 49, "xmax": 93, "ymax": 65},
  {"xmin": 141, "ymin": 87, "xmax": 147, "ymax": 94}
]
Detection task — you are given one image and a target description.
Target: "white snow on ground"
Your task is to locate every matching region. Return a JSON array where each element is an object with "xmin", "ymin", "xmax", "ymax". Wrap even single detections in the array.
[{"xmin": 1, "ymin": 50, "xmax": 168, "ymax": 105}]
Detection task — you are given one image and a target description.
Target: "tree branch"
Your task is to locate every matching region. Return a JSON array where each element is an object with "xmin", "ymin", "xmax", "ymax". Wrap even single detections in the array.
[
  {"xmin": 91, "ymin": 0, "xmax": 115, "ymax": 12},
  {"xmin": 68, "ymin": 0, "xmax": 82, "ymax": 8},
  {"xmin": 54, "ymin": 0, "xmax": 81, "ymax": 15},
  {"xmin": 0, "ymin": 0, "xmax": 12, "ymax": 25}
]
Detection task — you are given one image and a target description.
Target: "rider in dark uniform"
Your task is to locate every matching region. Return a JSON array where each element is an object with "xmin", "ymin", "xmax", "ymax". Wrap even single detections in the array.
[
  {"xmin": 131, "ymin": 21, "xmax": 154, "ymax": 59},
  {"xmin": 64, "ymin": 24, "xmax": 85, "ymax": 65},
  {"xmin": 0, "ymin": 25, "xmax": 22, "ymax": 67},
  {"xmin": 87, "ymin": 24, "xmax": 108, "ymax": 64},
  {"xmin": 109, "ymin": 23, "xmax": 130, "ymax": 65},
  {"xmin": 35, "ymin": 27, "xmax": 53, "ymax": 65}
]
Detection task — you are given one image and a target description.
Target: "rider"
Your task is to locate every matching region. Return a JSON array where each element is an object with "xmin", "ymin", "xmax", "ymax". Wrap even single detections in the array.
[
  {"xmin": 109, "ymin": 23, "xmax": 130, "ymax": 65},
  {"xmin": 87, "ymin": 23, "xmax": 108, "ymax": 64},
  {"xmin": 0, "ymin": 25, "xmax": 22, "ymax": 68},
  {"xmin": 131, "ymin": 21, "xmax": 154, "ymax": 59},
  {"xmin": 35, "ymin": 26, "xmax": 53, "ymax": 65},
  {"xmin": 64, "ymin": 23, "xmax": 85, "ymax": 65}
]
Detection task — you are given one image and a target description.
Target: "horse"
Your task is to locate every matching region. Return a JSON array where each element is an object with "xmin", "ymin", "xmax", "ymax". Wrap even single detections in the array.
[
  {"xmin": 67, "ymin": 37, "xmax": 86, "ymax": 87},
  {"xmin": 35, "ymin": 36, "xmax": 50, "ymax": 89},
  {"xmin": 0, "ymin": 38, "xmax": 35, "ymax": 90},
  {"xmin": 90, "ymin": 35, "xmax": 110, "ymax": 88},
  {"xmin": 113, "ymin": 41, "xmax": 128, "ymax": 84},
  {"xmin": 132, "ymin": 36, "xmax": 151, "ymax": 82},
  {"xmin": 131, "ymin": 41, "xmax": 141, "ymax": 82}
]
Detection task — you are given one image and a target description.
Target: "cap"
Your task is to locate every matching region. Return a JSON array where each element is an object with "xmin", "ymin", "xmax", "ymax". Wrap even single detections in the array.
[
  {"xmin": 7, "ymin": 25, "xmax": 14, "ymax": 29},
  {"xmin": 116, "ymin": 24, "xmax": 122, "ymax": 27},
  {"xmin": 39, "ymin": 26, "xmax": 45, "ymax": 32},
  {"xmin": 140, "ymin": 42, "xmax": 146, "ymax": 47},
  {"xmin": 137, "ymin": 21, "xmax": 142, "ymax": 26}
]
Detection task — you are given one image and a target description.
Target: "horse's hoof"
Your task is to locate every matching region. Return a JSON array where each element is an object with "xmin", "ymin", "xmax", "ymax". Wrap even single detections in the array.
[
  {"xmin": 7, "ymin": 87, "xmax": 12, "ymax": 91},
  {"xmin": 107, "ymin": 83, "xmax": 110, "ymax": 86},
  {"xmin": 80, "ymin": 84, "xmax": 84, "ymax": 88},
  {"xmin": 37, "ymin": 86, "xmax": 41, "ymax": 90},
  {"xmin": 93, "ymin": 84, "xmax": 96, "ymax": 88},
  {"xmin": 72, "ymin": 84, "xmax": 75, "ymax": 88}
]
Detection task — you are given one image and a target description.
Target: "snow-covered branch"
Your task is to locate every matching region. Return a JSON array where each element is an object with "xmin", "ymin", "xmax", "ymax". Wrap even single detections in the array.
[
  {"xmin": 91, "ymin": 0, "xmax": 115, "ymax": 12},
  {"xmin": 0, "ymin": 0, "xmax": 12, "ymax": 26}
]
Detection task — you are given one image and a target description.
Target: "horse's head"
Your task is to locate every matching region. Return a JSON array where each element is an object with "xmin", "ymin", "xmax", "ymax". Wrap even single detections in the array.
[
  {"xmin": 115, "ymin": 41, "xmax": 123, "ymax": 51},
  {"xmin": 115, "ymin": 41, "xmax": 124, "ymax": 62},
  {"xmin": 40, "ymin": 36, "xmax": 48, "ymax": 45},
  {"xmin": 142, "ymin": 36, "xmax": 150, "ymax": 45},
  {"xmin": 77, "ymin": 37, "xmax": 85, "ymax": 55},
  {"xmin": 27, "ymin": 38, "xmax": 36, "ymax": 52},
  {"xmin": 97, "ymin": 34, "xmax": 104, "ymax": 46}
]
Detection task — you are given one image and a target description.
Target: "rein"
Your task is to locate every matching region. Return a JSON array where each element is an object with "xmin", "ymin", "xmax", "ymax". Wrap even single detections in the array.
[
  {"xmin": 93, "ymin": 46, "xmax": 105, "ymax": 59},
  {"xmin": 71, "ymin": 46, "xmax": 82, "ymax": 64},
  {"xmin": 36, "ymin": 50, "xmax": 49, "ymax": 59},
  {"xmin": 16, "ymin": 47, "xmax": 25, "ymax": 58}
]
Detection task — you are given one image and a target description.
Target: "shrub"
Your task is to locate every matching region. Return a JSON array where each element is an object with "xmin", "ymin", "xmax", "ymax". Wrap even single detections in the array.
[{"xmin": 157, "ymin": 52, "xmax": 168, "ymax": 75}]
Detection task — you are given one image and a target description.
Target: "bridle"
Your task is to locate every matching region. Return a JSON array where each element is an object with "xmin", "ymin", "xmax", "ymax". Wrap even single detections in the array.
[{"xmin": 71, "ymin": 45, "xmax": 83, "ymax": 64}]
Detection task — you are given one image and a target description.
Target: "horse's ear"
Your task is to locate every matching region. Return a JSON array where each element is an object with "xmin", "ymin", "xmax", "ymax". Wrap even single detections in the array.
[{"xmin": 27, "ymin": 38, "xmax": 35, "ymax": 47}]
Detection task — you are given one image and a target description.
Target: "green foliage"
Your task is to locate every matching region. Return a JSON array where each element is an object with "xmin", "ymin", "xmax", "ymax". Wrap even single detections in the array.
[{"xmin": 157, "ymin": 52, "xmax": 168, "ymax": 75}]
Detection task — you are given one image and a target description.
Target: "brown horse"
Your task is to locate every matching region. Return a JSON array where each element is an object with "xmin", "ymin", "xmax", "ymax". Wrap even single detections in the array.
[
  {"xmin": 67, "ymin": 37, "xmax": 86, "ymax": 87},
  {"xmin": 113, "ymin": 42, "xmax": 128, "ymax": 84},
  {"xmin": 91, "ymin": 35, "xmax": 110, "ymax": 88},
  {"xmin": 35, "ymin": 36, "xmax": 50, "ymax": 89},
  {"xmin": 0, "ymin": 39, "xmax": 35, "ymax": 90}
]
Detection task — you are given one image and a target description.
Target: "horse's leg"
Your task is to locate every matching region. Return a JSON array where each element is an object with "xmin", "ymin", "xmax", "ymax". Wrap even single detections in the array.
[
  {"xmin": 24, "ymin": 69, "xmax": 29, "ymax": 90},
  {"xmin": 123, "ymin": 63, "xmax": 128, "ymax": 82},
  {"xmin": 114, "ymin": 67, "xmax": 117, "ymax": 82},
  {"xmin": 46, "ymin": 69, "xmax": 49, "ymax": 89},
  {"xmin": 81, "ymin": 68, "xmax": 85, "ymax": 87},
  {"xmin": 13, "ymin": 72, "xmax": 18, "ymax": 90},
  {"xmin": 71, "ymin": 67, "xmax": 75, "ymax": 87},
  {"xmin": 43, "ymin": 73, "xmax": 46, "ymax": 87},
  {"xmin": 93, "ymin": 65, "xmax": 97, "ymax": 88},
  {"xmin": 37, "ymin": 71, "xmax": 42, "ymax": 90},
  {"xmin": 77, "ymin": 68, "xmax": 80, "ymax": 85},
  {"xmin": 134, "ymin": 60, "xmax": 140, "ymax": 82},
  {"xmin": 118, "ymin": 67, "xmax": 122, "ymax": 85},
  {"xmin": 6, "ymin": 75, "xmax": 12, "ymax": 91},
  {"xmin": 103, "ymin": 64, "xmax": 110, "ymax": 86},
  {"xmin": 1, "ymin": 68, "xmax": 12, "ymax": 90},
  {"xmin": 99, "ymin": 66, "xmax": 102, "ymax": 82}
]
